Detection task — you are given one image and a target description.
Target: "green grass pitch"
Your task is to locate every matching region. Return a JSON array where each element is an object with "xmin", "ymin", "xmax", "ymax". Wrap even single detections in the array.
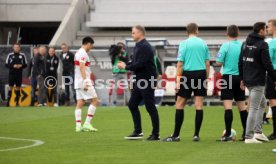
[{"xmin": 0, "ymin": 106, "xmax": 275, "ymax": 164}]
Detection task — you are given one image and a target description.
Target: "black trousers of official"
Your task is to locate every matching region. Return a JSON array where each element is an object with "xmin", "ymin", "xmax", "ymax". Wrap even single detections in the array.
[{"xmin": 128, "ymin": 84, "xmax": 160, "ymax": 136}]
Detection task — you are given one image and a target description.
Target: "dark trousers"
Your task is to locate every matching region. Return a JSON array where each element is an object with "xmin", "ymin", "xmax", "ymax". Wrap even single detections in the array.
[
  {"xmin": 128, "ymin": 84, "xmax": 159, "ymax": 135},
  {"xmin": 64, "ymin": 74, "xmax": 76, "ymax": 102},
  {"xmin": 31, "ymin": 77, "xmax": 37, "ymax": 103}
]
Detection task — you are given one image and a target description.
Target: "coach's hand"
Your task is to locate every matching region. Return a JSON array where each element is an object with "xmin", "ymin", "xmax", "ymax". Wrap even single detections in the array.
[
  {"xmin": 240, "ymin": 80, "xmax": 245, "ymax": 91},
  {"xmin": 117, "ymin": 61, "xmax": 126, "ymax": 69}
]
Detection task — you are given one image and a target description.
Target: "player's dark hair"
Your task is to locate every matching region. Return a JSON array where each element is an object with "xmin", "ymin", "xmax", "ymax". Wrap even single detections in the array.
[
  {"xmin": 253, "ymin": 22, "xmax": 266, "ymax": 33},
  {"xmin": 227, "ymin": 25, "xmax": 239, "ymax": 38},
  {"xmin": 82, "ymin": 36, "xmax": 94, "ymax": 45},
  {"xmin": 187, "ymin": 23, "xmax": 198, "ymax": 35}
]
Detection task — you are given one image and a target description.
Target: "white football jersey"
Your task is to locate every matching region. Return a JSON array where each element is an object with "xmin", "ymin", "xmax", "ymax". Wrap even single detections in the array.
[{"xmin": 74, "ymin": 48, "xmax": 92, "ymax": 89}]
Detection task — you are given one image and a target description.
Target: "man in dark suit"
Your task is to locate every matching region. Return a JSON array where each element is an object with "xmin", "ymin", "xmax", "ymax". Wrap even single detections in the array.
[
  {"xmin": 60, "ymin": 43, "xmax": 75, "ymax": 105},
  {"xmin": 118, "ymin": 25, "xmax": 160, "ymax": 141}
]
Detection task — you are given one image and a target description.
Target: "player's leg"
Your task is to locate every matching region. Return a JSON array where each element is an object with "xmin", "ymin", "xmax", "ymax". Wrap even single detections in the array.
[
  {"xmin": 234, "ymin": 77, "xmax": 247, "ymax": 141},
  {"xmin": 125, "ymin": 85, "xmax": 143, "ymax": 140},
  {"xmin": 14, "ymin": 75, "xmax": 22, "ymax": 106},
  {"xmin": 254, "ymin": 95, "xmax": 269, "ymax": 142},
  {"xmin": 236, "ymin": 101, "xmax": 247, "ymax": 140},
  {"xmin": 162, "ymin": 96, "xmax": 187, "ymax": 142},
  {"xmin": 75, "ymin": 89, "xmax": 85, "ymax": 132},
  {"xmin": 80, "ymin": 86, "xmax": 99, "ymax": 132},
  {"xmin": 7, "ymin": 86, "xmax": 13, "ymax": 107},
  {"xmin": 268, "ymin": 99, "xmax": 276, "ymax": 140},
  {"xmin": 245, "ymin": 86, "xmax": 264, "ymax": 144},
  {"xmin": 221, "ymin": 100, "xmax": 234, "ymax": 141},
  {"xmin": 162, "ymin": 83, "xmax": 189, "ymax": 142},
  {"xmin": 193, "ymin": 96, "xmax": 204, "ymax": 141},
  {"xmin": 266, "ymin": 75, "xmax": 276, "ymax": 140},
  {"xmin": 192, "ymin": 71, "xmax": 207, "ymax": 141},
  {"xmin": 220, "ymin": 75, "xmax": 234, "ymax": 141},
  {"xmin": 83, "ymin": 97, "xmax": 99, "ymax": 132},
  {"xmin": 7, "ymin": 75, "xmax": 15, "ymax": 107}
]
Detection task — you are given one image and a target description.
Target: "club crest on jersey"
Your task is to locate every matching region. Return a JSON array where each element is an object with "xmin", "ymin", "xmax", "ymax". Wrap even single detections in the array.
[
  {"xmin": 216, "ymin": 52, "xmax": 222, "ymax": 58},
  {"xmin": 54, "ymin": 60, "xmax": 58, "ymax": 64},
  {"xmin": 19, "ymin": 55, "xmax": 22, "ymax": 59}
]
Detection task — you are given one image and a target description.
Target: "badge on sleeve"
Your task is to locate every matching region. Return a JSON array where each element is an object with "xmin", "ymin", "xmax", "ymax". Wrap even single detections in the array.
[{"xmin": 216, "ymin": 52, "xmax": 222, "ymax": 58}]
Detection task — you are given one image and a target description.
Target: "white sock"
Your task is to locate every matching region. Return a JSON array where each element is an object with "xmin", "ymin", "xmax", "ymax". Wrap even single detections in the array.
[
  {"xmin": 75, "ymin": 109, "xmax": 82, "ymax": 128},
  {"xmin": 85, "ymin": 105, "xmax": 96, "ymax": 124}
]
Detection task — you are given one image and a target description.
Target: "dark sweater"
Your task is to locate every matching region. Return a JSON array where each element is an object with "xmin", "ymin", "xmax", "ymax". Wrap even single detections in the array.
[
  {"xmin": 238, "ymin": 32, "xmax": 276, "ymax": 86},
  {"xmin": 45, "ymin": 55, "xmax": 59, "ymax": 77},
  {"xmin": 126, "ymin": 39, "xmax": 157, "ymax": 82},
  {"xmin": 60, "ymin": 51, "xmax": 74, "ymax": 76},
  {"xmin": 33, "ymin": 54, "xmax": 46, "ymax": 78}
]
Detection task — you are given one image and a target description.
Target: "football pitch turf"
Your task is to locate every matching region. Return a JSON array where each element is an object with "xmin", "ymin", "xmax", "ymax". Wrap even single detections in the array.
[{"xmin": 0, "ymin": 106, "xmax": 275, "ymax": 164}]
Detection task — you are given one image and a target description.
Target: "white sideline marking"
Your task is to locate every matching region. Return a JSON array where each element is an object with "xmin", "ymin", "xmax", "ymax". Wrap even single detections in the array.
[{"xmin": 0, "ymin": 137, "xmax": 44, "ymax": 152}]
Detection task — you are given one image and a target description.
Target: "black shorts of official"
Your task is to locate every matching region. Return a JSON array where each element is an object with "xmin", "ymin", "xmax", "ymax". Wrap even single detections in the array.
[
  {"xmin": 265, "ymin": 74, "xmax": 276, "ymax": 99},
  {"xmin": 220, "ymin": 75, "xmax": 245, "ymax": 101},
  {"xmin": 8, "ymin": 75, "xmax": 22, "ymax": 87},
  {"xmin": 178, "ymin": 70, "xmax": 207, "ymax": 99}
]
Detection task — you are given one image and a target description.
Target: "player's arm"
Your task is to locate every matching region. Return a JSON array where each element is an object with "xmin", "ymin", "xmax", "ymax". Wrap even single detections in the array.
[
  {"xmin": 5, "ymin": 54, "xmax": 16, "ymax": 69},
  {"xmin": 79, "ymin": 62, "xmax": 86, "ymax": 80},
  {"xmin": 79, "ymin": 62, "xmax": 89, "ymax": 91},
  {"xmin": 205, "ymin": 43, "xmax": 211, "ymax": 79},
  {"xmin": 238, "ymin": 43, "xmax": 245, "ymax": 90},
  {"xmin": 205, "ymin": 60, "xmax": 210, "ymax": 79},
  {"xmin": 175, "ymin": 61, "xmax": 183, "ymax": 93},
  {"xmin": 261, "ymin": 42, "xmax": 276, "ymax": 88},
  {"xmin": 20, "ymin": 53, "xmax": 28, "ymax": 69},
  {"xmin": 54, "ymin": 57, "xmax": 59, "ymax": 70}
]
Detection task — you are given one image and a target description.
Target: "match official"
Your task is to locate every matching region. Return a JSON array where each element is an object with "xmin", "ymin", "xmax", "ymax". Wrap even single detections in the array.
[{"xmin": 163, "ymin": 23, "xmax": 210, "ymax": 142}]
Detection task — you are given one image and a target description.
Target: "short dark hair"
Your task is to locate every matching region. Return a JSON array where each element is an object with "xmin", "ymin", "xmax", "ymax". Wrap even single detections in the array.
[
  {"xmin": 187, "ymin": 23, "xmax": 198, "ymax": 35},
  {"xmin": 253, "ymin": 22, "xmax": 266, "ymax": 33},
  {"xmin": 49, "ymin": 47, "xmax": 55, "ymax": 50},
  {"xmin": 227, "ymin": 25, "xmax": 239, "ymax": 38},
  {"xmin": 82, "ymin": 36, "xmax": 94, "ymax": 45}
]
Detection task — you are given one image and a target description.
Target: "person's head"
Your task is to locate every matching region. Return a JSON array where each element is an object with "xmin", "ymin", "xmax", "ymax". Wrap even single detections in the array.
[
  {"xmin": 39, "ymin": 46, "xmax": 47, "ymax": 56},
  {"xmin": 267, "ymin": 19, "xmax": 276, "ymax": 36},
  {"xmin": 227, "ymin": 25, "xmax": 239, "ymax": 38},
  {"xmin": 82, "ymin": 36, "xmax": 94, "ymax": 52},
  {"xmin": 48, "ymin": 47, "xmax": 56, "ymax": 57},
  {"xmin": 132, "ymin": 25, "xmax": 146, "ymax": 42},
  {"xmin": 33, "ymin": 47, "xmax": 39, "ymax": 56},
  {"xmin": 61, "ymin": 43, "xmax": 69, "ymax": 53},
  {"xmin": 117, "ymin": 42, "xmax": 126, "ymax": 53},
  {"xmin": 13, "ymin": 43, "xmax": 21, "ymax": 53},
  {"xmin": 187, "ymin": 23, "xmax": 198, "ymax": 36},
  {"xmin": 253, "ymin": 22, "xmax": 267, "ymax": 37}
]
